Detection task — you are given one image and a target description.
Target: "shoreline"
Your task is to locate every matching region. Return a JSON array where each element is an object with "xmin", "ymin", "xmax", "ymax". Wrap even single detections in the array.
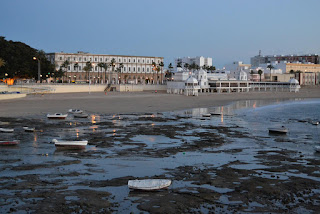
[{"xmin": 1, "ymin": 87, "xmax": 320, "ymax": 117}]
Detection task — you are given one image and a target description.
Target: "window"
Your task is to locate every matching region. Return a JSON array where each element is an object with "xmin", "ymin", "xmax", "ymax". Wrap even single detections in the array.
[
  {"xmin": 133, "ymin": 59, "xmax": 136, "ymax": 63},
  {"xmin": 124, "ymin": 67, "xmax": 126, "ymax": 71},
  {"xmin": 138, "ymin": 59, "xmax": 140, "ymax": 63},
  {"xmin": 119, "ymin": 59, "xmax": 121, "ymax": 62},
  {"xmin": 105, "ymin": 58, "xmax": 108, "ymax": 62},
  {"xmin": 68, "ymin": 57, "xmax": 70, "ymax": 60},
  {"xmin": 129, "ymin": 59, "xmax": 131, "ymax": 63},
  {"xmin": 79, "ymin": 66, "xmax": 82, "ymax": 70},
  {"xmin": 133, "ymin": 67, "xmax": 136, "ymax": 72},
  {"xmin": 59, "ymin": 57, "xmax": 62, "ymax": 60},
  {"xmin": 95, "ymin": 58, "xmax": 97, "ymax": 62},
  {"xmin": 129, "ymin": 67, "xmax": 131, "ymax": 72},
  {"xmin": 143, "ymin": 60, "xmax": 145, "ymax": 63},
  {"xmin": 84, "ymin": 57, "xmax": 87, "ymax": 61},
  {"xmin": 74, "ymin": 57, "xmax": 76, "ymax": 61},
  {"xmin": 147, "ymin": 68, "xmax": 149, "ymax": 72},
  {"xmin": 100, "ymin": 58, "xmax": 102, "ymax": 62},
  {"xmin": 138, "ymin": 67, "xmax": 140, "ymax": 72},
  {"xmin": 147, "ymin": 60, "xmax": 149, "ymax": 63},
  {"xmin": 79, "ymin": 57, "xmax": 82, "ymax": 61},
  {"xmin": 95, "ymin": 66, "xmax": 97, "ymax": 71},
  {"xmin": 90, "ymin": 58, "xmax": 92, "ymax": 61},
  {"xmin": 68, "ymin": 66, "xmax": 70, "ymax": 70},
  {"xmin": 124, "ymin": 59, "xmax": 126, "ymax": 62},
  {"xmin": 142, "ymin": 68, "xmax": 145, "ymax": 72}
]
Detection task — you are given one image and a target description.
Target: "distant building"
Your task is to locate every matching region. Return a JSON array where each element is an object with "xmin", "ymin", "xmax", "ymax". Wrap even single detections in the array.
[
  {"xmin": 175, "ymin": 56, "xmax": 212, "ymax": 70},
  {"xmin": 224, "ymin": 61, "xmax": 251, "ymax": 80},
  {"xmin": 251, "ymin": 53, "xmax": 319, "ymax": 67},
  {"xmin": 46, "ymin": 51, "xmax": 164, "ymax": 84}
]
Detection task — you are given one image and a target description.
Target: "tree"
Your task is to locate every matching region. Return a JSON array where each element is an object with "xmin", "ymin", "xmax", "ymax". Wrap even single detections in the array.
[
  {"xmin": 98, "ymin": 62, "xmax": 109, "ymax": 84},
  {"xmin": 74, "ymin": 63, "xmax": 79, "ymax": 82},
  {"xmin": 258, "ymin": 69, "xmax": 263, "ymax": 82},
  {"xmin": 152, "ymin": 61, "xmax": 156, "ymax": 84},
  {"xmin": 116, "ymin": 63, "xmax": 124, "ymax": 84},
  {"xmin": 110, "ymin": 58, "xmax": 116, "ymax": 84},
  {"xmin": 83, "ymin": 61, "xmax": 92, "ymax": 83},
  {"xmin": 289, "ymin": 69, "xmax": 295, "ymax": 74},
  {"xmin": 0, "ymin": 57, "xmax": 5, "ymax": 68},
  {"xmin": 267, "ymin": 64, "xmax": 274, "ymax": 81},
  {"xmin": 177, "ymin": 61, "xmax": 182, "ymax": 68},
  {"xmin": 159, "ymin": 61, "xmax": 164, "ymax": 84},
  {"xmin": 184, "ymin": 63, "xmax": 189, "ymax": 71},
  {"xmin": 61, "ymin": 60, "xmax": 70, "ymax": 82}
]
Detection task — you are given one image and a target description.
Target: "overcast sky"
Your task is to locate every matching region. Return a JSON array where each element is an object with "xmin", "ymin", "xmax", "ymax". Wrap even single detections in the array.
[{"xmin": 1, "ymin": 0, "xmax": 319, "ymax": 68}]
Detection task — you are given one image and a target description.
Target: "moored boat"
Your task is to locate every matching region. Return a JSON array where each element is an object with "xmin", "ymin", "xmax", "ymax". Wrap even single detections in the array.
[
  {"xmin": 268, "ymin": 126, "xmax": 288, "ymax": 134},
  {"xmin": 47, "ymin": 113, "xmax": 68, "ymax": 119},
  {"xmin": 210, "ymin": 112, "xmax": 221, "ymax": 116},
  {"xmin": 128, "ymin": 179, "xmax": 172, "ymax": 190},
  {"xmin": 315, "ymin": 146, "xmax": 320, "ymax": 152},
  {"xmin": 52, "ymin": 139, "xmax": 88, "ymax": 149},
  {"xmin": 0, "ymin": 140, "xmax": 19, "ymax": 146},
  {"xmin": 23, "ymin": 127, "xmax": 35, "ymax": 132},
  {"xmin": 68, "ymin": 109, "xmax": 83, "ymax": 114},
  {"xmin": 202, "ymin": 114, "xmax": 211, "ymax": 117},
  {"xmin": 74, "ymin": 113, "xmax": 89, "ymax": 118},
  {"xmin": 0, "ymin": 128, "xmax": 14, "ymax": 133}
]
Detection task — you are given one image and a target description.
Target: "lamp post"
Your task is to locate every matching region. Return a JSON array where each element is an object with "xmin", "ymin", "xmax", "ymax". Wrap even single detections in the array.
[{"xmin": 33, "ymin": 57, "xmax": 41, "ymax": 83}]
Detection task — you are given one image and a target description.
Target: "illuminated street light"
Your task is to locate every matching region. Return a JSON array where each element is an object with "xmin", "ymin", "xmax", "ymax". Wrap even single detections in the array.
[{"xmin": 33, "ymin": 57, "xmax": 41, "ymax": 82}]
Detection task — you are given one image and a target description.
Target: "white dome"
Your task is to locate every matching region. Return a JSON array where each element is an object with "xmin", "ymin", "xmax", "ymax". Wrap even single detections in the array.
[
  {"xmin": 186, "ymin": 76, "xmax": 198, "ymax": 84},
  {"xmin": 289, "ymin": 78, "xmax": 299, "ymax": 84}
]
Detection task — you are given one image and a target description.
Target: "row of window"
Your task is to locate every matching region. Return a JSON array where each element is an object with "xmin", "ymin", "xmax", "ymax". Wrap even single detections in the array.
[
  {"xmin": 58, "ymin": 56, "xmax": 161, "ymax": 64},
  {"xmin": 67, "ymin": 65, "xmax": 162, "ymax": 73}
]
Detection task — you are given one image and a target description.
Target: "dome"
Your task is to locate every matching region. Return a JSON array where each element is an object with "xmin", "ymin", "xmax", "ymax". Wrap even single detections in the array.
[
  {"xmin": 186, "ymin": 76, "xmax": 198, "ymax": 84},
  {"xmin": 289, "ymin": 78, "xmax": 299, "ymax": 84}
]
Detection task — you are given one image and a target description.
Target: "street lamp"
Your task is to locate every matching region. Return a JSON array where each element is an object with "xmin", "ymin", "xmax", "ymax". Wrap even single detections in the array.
[{"xmin": 33, "ymin": 57, "xmax": 41, "ymax": 83}]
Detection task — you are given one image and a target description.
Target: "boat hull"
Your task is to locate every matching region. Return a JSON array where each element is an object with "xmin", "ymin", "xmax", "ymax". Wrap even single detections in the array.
[
  {"xmin": 268, "ymin": 129, "xmax": 288, "ymax": 134},
  {"xmin": 128, "ymin": 179, "xmax": 172, "ymax": 190},
  {"xmin": 0, "ymin": 140, "xmax": 19, "ymax": 146}
]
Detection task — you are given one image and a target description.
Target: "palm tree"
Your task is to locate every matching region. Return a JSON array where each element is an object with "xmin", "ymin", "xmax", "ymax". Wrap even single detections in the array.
[
  {"xmin": 158, "ymin": 61, "xmax": 164, "ymax": 84},
  {"xmin": 83, "ymin": 61, "xmax": 92, "ymax": 83},
  {"xmin": 258, "ymin": 69, "xmax": 263, "ymax": 82},
  {"xmin": 98, "ymin": 62, "xmax": 109, "ymax": 84},
  {"xmin": 267, "ymin": 64, "xmax": 274, "ymax": 81},
  {"xmin": 61, "ymin": 60, "xmax": 70, "ymax": 82},
  {"xmin": 289, "ymin": 69, "xmax": 295, "ymax": 74},
  {"xmin": 117, "ymin": 63, "xmax": 124, "ymax": 84},
  {"xmin": 74, "ymin": 63, "xmax": 79, "ymax": 82},
  {"xmin": 0, "ymin": 58, "xmax": 5, "ymax": 68},
  {"xmin": 184, "ymin": 63, "xmax": 189, "ymax": 72},
  {"xmin": 110, "ymin": 58, "xmax": 116, "ymax": 84},
  {"xmin": 177, "ymin": 61, "xmax": 182, "ymax": 68},
  {"xmin": 152, "ymin": 62, "xmax": 156, "ymax": 84}
]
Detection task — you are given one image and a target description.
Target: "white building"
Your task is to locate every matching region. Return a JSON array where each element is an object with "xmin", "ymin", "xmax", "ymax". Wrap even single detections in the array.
[
  {"xmin": 224, "ymin": 61, "xmax": 252, "ymax": 80},
  {"xmin": 175, "ymin": 56, "xmax": 212, "ymax": 70},
  {"xmin": 46, "ymin": 51, "xmax": 164, "ymax": 84}
]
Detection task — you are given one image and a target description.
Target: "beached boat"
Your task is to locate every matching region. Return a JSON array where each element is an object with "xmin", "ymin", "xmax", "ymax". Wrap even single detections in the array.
[
  {"xmin": 52, "ymin": 139, "xmax": 88, "ymax": 149},
  {"xmin": 268, "ymin": 126, "xmax": 288, "ymax": 134},
  {"xmin": 74, "ymin": 113, "xmax": 89, "ymax": 118},
  {"xmin": 23, "ymin": 127, "xmax": 35, "ymax": 132},
  {"xmin": 315, "ymin": 146, "xmax": 320, "ymax": 152},
  {"xmin": 68, "ymin": 109, "xmax": 83, "ymax": 114},
  {"xmin": 210, "ymin": 112, "xmax": 221, "ymax": 116},
  {"xmin": 128, "ymin": 179, "xmax": 172, "ymax": 190},
  {"xmin": 0, "ymin": 140, "xmax": 19, "ymax": 146},
  {"xmin": 0, "ymin": 128, "xmax": 14, "ymax": 133},
  {"xmin": 202, "ymin": 114, "xmax": 211, "ymax": 117},
  {"xmin": 47, "ymin": 113, "xmax": 68, "ymax": 119}
]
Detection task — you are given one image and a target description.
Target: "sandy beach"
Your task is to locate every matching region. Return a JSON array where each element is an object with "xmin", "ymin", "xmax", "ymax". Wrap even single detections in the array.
[{"xmin": 1, "ymin": 86, "xmax": 320, "ymax": 117}]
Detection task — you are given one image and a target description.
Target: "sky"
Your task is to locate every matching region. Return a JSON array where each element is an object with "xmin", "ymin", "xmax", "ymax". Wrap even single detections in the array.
[{"xmin": 1, "ymin": 0, "xmax": 320, "ymax": 68}]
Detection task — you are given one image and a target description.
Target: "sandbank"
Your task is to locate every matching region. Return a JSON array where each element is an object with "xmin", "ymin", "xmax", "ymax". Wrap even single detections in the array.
[{"xmin": 0, "ymin": 86, "xmax": 319, "ymax": 117}]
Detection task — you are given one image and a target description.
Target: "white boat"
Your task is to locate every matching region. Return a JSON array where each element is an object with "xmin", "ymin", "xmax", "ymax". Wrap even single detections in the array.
[
  {"xmin": 0, "ymin": 128, "xmax": 14, "ymax": 133},
  {"xmin": 128, "ymin": 179, "xmax": 172, "ymax": 190},
  {"xmin": 23, "ymin": 127, "xmax": 35, "ymax": 132},
  {"xmin": 311, "ymin": 121, "xmax": 319, "ymax": 125},
  {"xmin": 315, "ymin": 146, "xmax": 320, "ymax": 152},
  {"xmin": 268, "ymin": 126, "xmax": 288, "ymax": 134},
  {"xmin": 74, "ymin": 113, "xmax": 89, "ymax": 118},
  {"xmin": 52, "ymin": 139, "xmax": 88, "ymax": 149},
  {"xmin": 68, "ymin": 109, "xmax": 83, "ymax": 114},
  {"xmin": 47, "ymin": 113, "xmax": 68, "ymax": 119}
]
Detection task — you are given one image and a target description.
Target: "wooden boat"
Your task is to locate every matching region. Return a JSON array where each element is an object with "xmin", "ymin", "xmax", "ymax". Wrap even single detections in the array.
[
  {"xmin": 128, "ymin": 179, "xmax": 172, "ymax": 190},
  {"xmin": 52, "ymin": 139, "xmax": 88, "ymax": 149},
  {"xmin": 202, "ymin": 114, "xmax": 211, "ymax": 117},
  {"xmin": 0, "ymin": 128, "xmax": 14, "ymax": 133},
  {"xmin": 23, "ymin": 127, "xmax": 35, "ymax": 132},
  {"xmin": 315, "ymin": 146, "xmax": 320, "ymax": 152},
  {"xmin": 47, "ymin": 113, "xmax": 68, "ymax": 119},
  {"xmin": 0, "ymin": 140, "xmax": 19, "ymax": 146},
  {"xmin": 74, "ymin": 113, "xmax": 89, "ymax": 118},
  {"xmin": 268, "ymin": 126, "xmax": 288, "ymax": 134},
  {"xmin": 68, "ymin": 109, "xmax": 83, "ymax": 114}
]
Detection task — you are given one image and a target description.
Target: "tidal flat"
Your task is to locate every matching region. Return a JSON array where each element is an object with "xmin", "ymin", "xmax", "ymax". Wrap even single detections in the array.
[{"xmin": 1, "ymin": 99, "xmax": 320, "ymax": 213}]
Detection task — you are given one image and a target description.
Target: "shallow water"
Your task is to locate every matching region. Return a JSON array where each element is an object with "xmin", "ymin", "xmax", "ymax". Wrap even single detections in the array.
[{"xmin": 0, "ymin": 98, "xmax": 320, "ymax": 213}]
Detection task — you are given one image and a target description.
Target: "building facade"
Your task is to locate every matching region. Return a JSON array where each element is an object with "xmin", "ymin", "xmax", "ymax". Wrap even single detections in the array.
[
  {"xmin": 251, "ymin": 54, "xmax": 319, "ymax": 67},
  {"xmin": 174, "ymin": 56, "xmax": 212, "ymax": 70},
  {"xmin": 46, "ymin": 52, "xmax": 164, "ymax": 84}
]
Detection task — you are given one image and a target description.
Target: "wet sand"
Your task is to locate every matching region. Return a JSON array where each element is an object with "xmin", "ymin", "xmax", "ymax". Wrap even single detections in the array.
[
  {"xmin": 1, "ymin": 86, "xmax": 320, "ymax": 117},
  {"xmin": 1, "ymin": 88, "xmax": 320, "ymax": 213}
]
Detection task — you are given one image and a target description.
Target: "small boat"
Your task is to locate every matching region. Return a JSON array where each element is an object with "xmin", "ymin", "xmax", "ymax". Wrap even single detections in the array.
[
  {"xmin": 210, "ymin": 112, "xmax": 221, "ymax": 116},
  {"xmin": 0, "ymin": 128, "xmax": 14, "ymax": 133},
  {"xmin": 47, "ymin": 113, "xmax": 68, "ymax": 119},
  {"xmin": 68, "ymin": 109, "xmax": 83, "ymax": 114},
  {"xmin": 23, "ymin": 127, "xmax": 35, "ymax": 132},
  {"xmin": 202, "ymin": 114, "xmax": 211, "ymax": 117},
  {"xmin": 268, "ymin": 126, "xmax": 288, "ymax": 134},
  {"xmin": 128, "ymin": 179, "xmax": 172, "ymax": 191},
  {"xmin": 74, "ymin": 113, "xmax": 89, "ymax": 118},
  {"xmin": 311, "ymin": 121, "xmax": 319, "ymax": 125},
  {"xmin": 315, "ymin": 146, "xmax": 320, "ymax": 152},
  {"xmin": 0, "ymin": 140, "xmax": 19, "ymax": 146},
  {"xmin": 52, "ymin": 139, "xmax": 88, "ymax": 149}
]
